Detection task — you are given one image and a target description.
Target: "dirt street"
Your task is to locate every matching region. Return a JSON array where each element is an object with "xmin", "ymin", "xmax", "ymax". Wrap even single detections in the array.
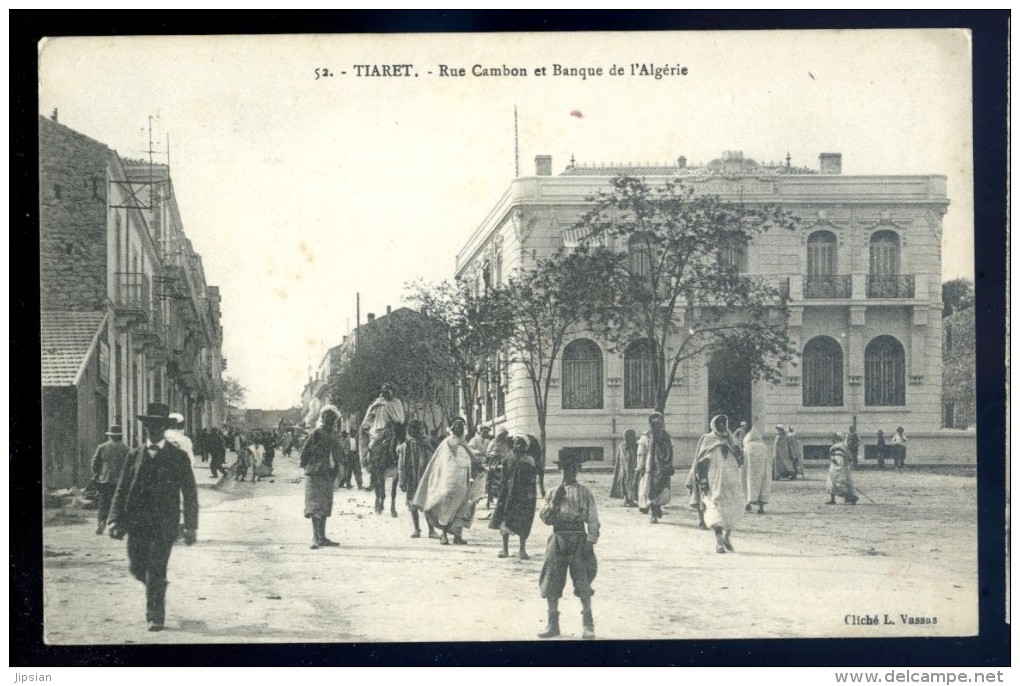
[{"xmin": 43, "ymin": 452, "xmax": 978, "ymax": 643}]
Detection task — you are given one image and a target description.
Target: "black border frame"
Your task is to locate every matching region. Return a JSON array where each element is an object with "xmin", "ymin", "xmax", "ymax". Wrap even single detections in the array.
[{"xmin": 11, "ymin": 10, "xmax": 1009, "ymax": 667}]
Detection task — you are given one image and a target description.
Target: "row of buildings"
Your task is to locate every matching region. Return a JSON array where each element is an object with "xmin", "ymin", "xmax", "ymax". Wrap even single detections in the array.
[
  {"xmin": 40, "ymin": 113, "xmax": 227, "ymax": 488},
  {"xmin": 299, "ymin": 305, "xmax": 430, "ymax": 434},
  {"xmin": 453, "ymin": 151, "xmax": 975, "ymax": 466}
]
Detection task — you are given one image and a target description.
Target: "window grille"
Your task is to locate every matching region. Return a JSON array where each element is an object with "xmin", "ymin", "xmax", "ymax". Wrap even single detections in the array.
[
  {"xmin": 865, "ymin": 335, "xmax": 906, "ymax": 406},
  {"xmin": 802, "ymin": 336, "xmax": 844, "ymax": 406},
  {"xmin": 562, "ymin": 339, "xmax": 603, "ymax": 409},
  {"xmin": 624, "ymin": 338, "xmax": 658, "ymax": 409}
]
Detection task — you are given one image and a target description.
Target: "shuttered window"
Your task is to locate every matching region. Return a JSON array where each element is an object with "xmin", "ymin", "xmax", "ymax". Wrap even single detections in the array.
[
  {"xmin": 802, "ymin": 336, "xmax": 844, "ymax": 407},
  {"xmin": 807, "ymin": 231, "xmax": 837, "ymax": 277},
  {"xmin": 865, "ymin": 335, "xmax": 906, "ymax": 406},
  {"xmin": 869, "ymin": 230, "xmax": 901, "ymax": 276}
]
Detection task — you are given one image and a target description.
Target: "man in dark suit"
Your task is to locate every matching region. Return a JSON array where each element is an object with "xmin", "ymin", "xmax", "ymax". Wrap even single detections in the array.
[{"xmin": 108, "ymin": 403, "xmax": 199, "ymax": 632}]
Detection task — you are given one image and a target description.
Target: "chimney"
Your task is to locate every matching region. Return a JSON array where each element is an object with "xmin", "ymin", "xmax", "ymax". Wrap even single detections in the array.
[
  {"xmin": 367, "ymin": 313, "xmax": 375, "ymax": 323},
  {"xmin": 51, "ymin": 108, "xmax": 58, "ymax": 122},
  {"xmin": 535, "ymin": 155, "xmax": 552, "ymax": 176},
  {"xmin": 677, "ymin": 155, "xmax": 687, "ymax": 170},
  {"xmin": 342, "ymin": 335, "xmax": 347, "ymax": 343},
  {"xmin": 819, "ymin": 153, "xmax": 842, "ymax": 174},
  {"xmin": 386, "ymin": 305, "xmax": 391, "ymax": 315}
]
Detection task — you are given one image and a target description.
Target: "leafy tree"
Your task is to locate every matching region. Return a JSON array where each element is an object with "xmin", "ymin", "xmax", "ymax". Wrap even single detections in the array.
[
  {"xmin": 942, "ymin": 278, "xmax": 974, "ymax": 317},
  {"xmin": 218, "ymin": 375, "xmax": 247, "ymax": 407},
  {"xmin": 329, "ymin": 311, "xmax": 454, "ymax": 433},
  {"xmin": 572, "ymin": 176, "xmax": 799, "ymax": 413},
  {"xmin": 404, "ymin": 279, "xmax": 513, "ymax": 435},
  {"xmin": 499, "ymin": 250, "xmax": 612, "ymax": 476}
]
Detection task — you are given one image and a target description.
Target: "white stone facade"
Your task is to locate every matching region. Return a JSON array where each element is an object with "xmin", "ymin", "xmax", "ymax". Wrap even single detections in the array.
[{"xmin": 455, "ymin": 153, "xmax": 974, "ymax": 466}]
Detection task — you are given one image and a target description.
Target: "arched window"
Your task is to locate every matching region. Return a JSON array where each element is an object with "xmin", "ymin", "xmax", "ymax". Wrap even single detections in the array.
[
  {"xmin": 807, "ymin": 230, "xmax": 837, "ymax": 277},
  {"xmin": 624, "ymin": 338, "xmax": 658, "ymax": 409},
  {"xmin": 562, "ymin": 339, "xmax": 603, "ymax": 409},
  {"xmin": 865, "ymin": 335, "xmax": 906, "ymax": 406},
  {"xmin": 628, "ymin": 233, "xmax": 654, "ymax": 280},
  {"xmin": 869, "ymin": 230, "xmax": 901, "ymax": 276},
  {"xmin": 802, "ymin": 336, "xmax": 844, "ymax": 407},
  {"xmin": 868, "ymin": 230, "xmax": 912, "ymax": 297}
]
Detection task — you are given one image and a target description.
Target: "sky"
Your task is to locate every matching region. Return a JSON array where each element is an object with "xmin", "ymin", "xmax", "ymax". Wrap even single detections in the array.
[{"xmin": 38, "ymin": 30, "xmax": 974, "ymax": 409}]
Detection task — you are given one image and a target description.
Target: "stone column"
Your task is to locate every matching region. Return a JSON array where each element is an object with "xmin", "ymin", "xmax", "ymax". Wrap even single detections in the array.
[
  {"xmin": 785, "ymin": 306, "xmax": 803, "ymax": 386},
  {"xmin": 909, "ymin": 306, "xmax": 927, "ymax": 384},
  {"xmin": 848, "ymin": 306, "xmax": 866, "ymax": 415}
]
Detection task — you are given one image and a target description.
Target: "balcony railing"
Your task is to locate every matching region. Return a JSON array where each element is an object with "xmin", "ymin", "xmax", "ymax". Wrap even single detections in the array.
[
  {"xmin": 114, "ymin": 272, "xmax": 151, "ymax": 312},
  {"xmin": 803, "ymin": 275, "xmax": 852, "ymax": 299},
  {"xmin": 740, "ymin": 275, "xmax": 790, "ymax": 301},
  {"xmin": 133, "ymin": 314, "xmax": 165, "ymax": 347},
  {"xmin": 867, "ymin": 274, "xmax": 915, "ymax": 299}
]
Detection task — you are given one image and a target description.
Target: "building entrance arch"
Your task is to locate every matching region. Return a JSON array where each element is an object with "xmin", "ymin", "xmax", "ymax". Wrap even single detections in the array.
[{"xmin": 707, "ymin": 348, "xmax": 752, "ymax": 429}]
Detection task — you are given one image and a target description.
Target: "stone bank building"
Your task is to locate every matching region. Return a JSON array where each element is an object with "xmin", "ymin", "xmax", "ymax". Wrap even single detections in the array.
[
  {"xmin": 455, "ymin": 151, "xmax": 975, "ymax": 466},
  {"xmin": 40, "ymin": 114, "xmax": 226, "ymax": 487}
]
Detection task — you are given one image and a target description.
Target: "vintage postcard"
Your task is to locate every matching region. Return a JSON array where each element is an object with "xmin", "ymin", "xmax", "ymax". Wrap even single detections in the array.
[{"xmin": 37, "ymin": 29, "xmax": 979, "ymax": 646}]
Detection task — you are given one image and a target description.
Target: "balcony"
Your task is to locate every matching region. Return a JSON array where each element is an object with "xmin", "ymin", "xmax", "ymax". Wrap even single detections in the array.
[
  {"xmin": 867, "ymin": 275, "xmax": 915, "ymax": 299},
  {"xmin": 742, "ymin": 274, "xmax": 790, "ymax": 301},
  {"xmin": 133, "ymin": 313, "xmax": 165, "ymax": 349},
  {"xmin": 803, "ymin": 275, "xmax": 852, "ymax": 299},
  {"xmin": 114, "ymin": 272, "xmax": 151, "ymax": 320}
]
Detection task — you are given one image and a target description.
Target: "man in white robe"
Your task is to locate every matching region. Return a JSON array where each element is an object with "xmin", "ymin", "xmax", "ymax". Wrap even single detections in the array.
[
  {"xmin": 743, "ymin": 425, "xmax": 771, "ymax": 514},
  {"xmin": 412, "ymin": 417, "xmax": 486, "ymax": 545}
]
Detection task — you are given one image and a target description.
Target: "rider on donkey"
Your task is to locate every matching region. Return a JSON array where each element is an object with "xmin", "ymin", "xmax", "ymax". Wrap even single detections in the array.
[{"xmin": 360, "ymin": 383, "xmax": 406, "ymax": 516}]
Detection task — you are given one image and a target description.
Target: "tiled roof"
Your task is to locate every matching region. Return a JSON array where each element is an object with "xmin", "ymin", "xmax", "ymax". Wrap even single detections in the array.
[{"xmin": 41, "ymin": 310, "xmax": 107, "ymax": 386}]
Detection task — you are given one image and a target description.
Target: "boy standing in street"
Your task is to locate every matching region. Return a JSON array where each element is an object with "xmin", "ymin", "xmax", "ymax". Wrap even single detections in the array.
[{"xmin": 537, "ymin": 452, "xmax": 600, "ymax": 640}]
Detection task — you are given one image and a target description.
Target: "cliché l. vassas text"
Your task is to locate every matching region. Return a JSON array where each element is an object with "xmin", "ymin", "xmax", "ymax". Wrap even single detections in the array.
[
  {"xmin": 314, "ymin": 63, "xmax": 688, "ymax": 80},
  {"xmin": 845, "ymin": 613, "xmax": 939, "ymax": 626}
]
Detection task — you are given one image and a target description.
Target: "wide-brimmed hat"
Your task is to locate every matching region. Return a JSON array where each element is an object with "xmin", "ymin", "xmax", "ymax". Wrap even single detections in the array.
[
  {"xmin": 137, "ymin": 403, "xmax": 172, "ymax": 423},
  {"xmin": 105, "ymin": 424, "xmax": 123, "ymax": 436}
]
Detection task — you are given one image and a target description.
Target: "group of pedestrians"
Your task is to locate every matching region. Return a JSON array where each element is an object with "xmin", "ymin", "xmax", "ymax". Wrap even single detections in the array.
[
  {"xmin": 610, "ymin": 412, "xmax": 744, "ymax": 553},
  {"xmin": 232, "ymin": 429, "xmax": 278, "ymax": 482},
  {"xmin": 89, "ymin": 377, "xmax": 911, "ymax": 639},
  {"xmin": 608, "ymin": 413, "xmax": 675, "ymax": 524},
  {"xmin": 295, "ymin": 384, "xmax": 599, "ymax": 638},
  {"xmin": 608, "ymin": 413, "xmax": 912, "ymax": 555}
]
